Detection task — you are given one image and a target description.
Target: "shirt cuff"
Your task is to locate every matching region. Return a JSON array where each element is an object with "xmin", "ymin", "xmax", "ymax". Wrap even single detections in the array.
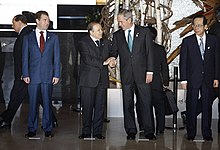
[
  {"xmin": 181, "ymin": 81, "xmax": 187, "ymax": 84},
  {"xmin": 147, "ymin": 72, "xmax": 153, "ymax": 75}
]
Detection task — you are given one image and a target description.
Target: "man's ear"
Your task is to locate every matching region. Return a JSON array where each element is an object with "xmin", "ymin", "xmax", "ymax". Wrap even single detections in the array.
[
  {"xmin": 128, "ymin": 18, "xmax": 132, "ymax": 23},
  {"xmin": 36, "ymin": 19, "xmax": 39, "ymax": 24}
]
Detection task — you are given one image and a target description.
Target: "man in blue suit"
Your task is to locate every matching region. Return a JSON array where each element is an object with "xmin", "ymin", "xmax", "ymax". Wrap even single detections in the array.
[
  {"xmin": 180, "ymin": 14, "xmax": 219, "ymax": 141},
  {"xmin": 22, "ymin": 11, "xmax": 60, "ymax": 138}
]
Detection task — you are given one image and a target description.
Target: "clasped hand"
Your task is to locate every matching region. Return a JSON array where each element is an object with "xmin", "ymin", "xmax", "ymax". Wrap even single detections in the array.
[{"xmin": 104, "ymin": 57, "xmax": 117, "ymax": 68}]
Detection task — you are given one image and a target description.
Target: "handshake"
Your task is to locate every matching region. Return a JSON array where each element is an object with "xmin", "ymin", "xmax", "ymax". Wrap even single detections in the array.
[{"xmin": 103, "ymin": 57, "xmax": 117, "ymax": 68}]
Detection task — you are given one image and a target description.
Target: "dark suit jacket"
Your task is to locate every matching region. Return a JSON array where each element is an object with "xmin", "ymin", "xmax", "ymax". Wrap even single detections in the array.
[
  {"xmin": 13, "ymin": 26, "xmax": 32, "ymax": 79},
  {"xmin": 112, "ymin": 25, "xmax": 154, "ymax": 84},
  {"xmin": 180, "ymin": 33, "xmax": 219, "ymax": 88},
  {"xmin": 22, "ymin": 30, "xmax": 60, "ymax": 84},
  {"xmin": 79, "ymin": 35, "xmax": 112, "ymax": 88},
  {"xmin": 209, "ymin": 21, "xmax": 220, "ymax": 43},
  {"xmin": 151, "ymin": 43, "xmax": 169, "ymax": 91},
  {"xmin": 209, "ymin": 21, "xmax": 220, "ymax": 80}
]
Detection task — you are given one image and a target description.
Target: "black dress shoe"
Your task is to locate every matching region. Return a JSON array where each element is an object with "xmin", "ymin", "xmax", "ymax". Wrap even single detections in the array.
[
  {"xmin": 0, "ymin": 122, "xmax": 11, "ymax": 129},
  {"xmin": 187, "ymin": 136, "xmax": 195, "ymax": 141},
  {"xmin": 203, "ymin": 137, "xmax": 213, "ymax": 141},
  {"xmin": 127, "ymin": 134, "xmax": 136, "ymax": 140},
  {"xmin": 45, "ymin": 131, "xmax": 53, "ymax": 137},
  {"xmin": 25, "ymin": 132, "xmax": 36, "ymax": 138},
  {"xmin": 78, "ymin": 134, "xmax": 90, "ymax": 139},
  {"xmin": 145, "ymin": 133, "xmax": 156, "ymax": 140},
  {"xmin": 104, "ymin": 119, "xmax": 110, "ymax": 123},
  {"xmin": 94, "ymin": 134, "xmax": 105, "ymax": 139}
]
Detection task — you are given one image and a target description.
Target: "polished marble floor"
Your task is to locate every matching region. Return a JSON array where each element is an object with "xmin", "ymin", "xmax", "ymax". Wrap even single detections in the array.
[{"xmin": 0, "ymin": 104, "xmax": 219, "ymax": 150}]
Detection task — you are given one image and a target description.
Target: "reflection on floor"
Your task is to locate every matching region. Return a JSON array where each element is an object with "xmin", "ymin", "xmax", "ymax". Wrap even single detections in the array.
[{"xmin": 0, "ymin": 104, "xmax": 219, "ymax": 150}]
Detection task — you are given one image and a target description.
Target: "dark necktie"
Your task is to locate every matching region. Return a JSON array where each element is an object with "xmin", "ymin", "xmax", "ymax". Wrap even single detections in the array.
[
  {"xmin": 127, "ymin": 29, "xmax": 132, "ymax": 52},
  {"xmin": 95, "ymin": 40, "xmax": 100, "ymax": 47},
  {"xmin": 40, "ymin": 31, "xmax": 45, "ymax": 53},
  {"xmin": 199, "ymin": 38, "xmax": 205, "ymax": 60}
]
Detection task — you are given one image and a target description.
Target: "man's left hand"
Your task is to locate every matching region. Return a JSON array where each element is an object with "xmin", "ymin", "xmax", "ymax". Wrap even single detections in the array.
[
  {"xmin": 213, "ymin": 80, "xmax": 219, "ymax": 88},
  {"xmin": 52, "ymin": 77, "xmax": 59, "ymax": 85},
  {"xmin": 146, "ymin": 74, "xmax": 153, "ymax": 83}
]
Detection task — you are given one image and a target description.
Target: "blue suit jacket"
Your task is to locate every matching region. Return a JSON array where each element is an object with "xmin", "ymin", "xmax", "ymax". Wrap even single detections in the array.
[
  {"xmin": 180, "ymin": 33, "xmax": 219, "ymax": 88},
  {"xmin": 22, "ymin": 30, "xmax": 60, "ymax": 84}
]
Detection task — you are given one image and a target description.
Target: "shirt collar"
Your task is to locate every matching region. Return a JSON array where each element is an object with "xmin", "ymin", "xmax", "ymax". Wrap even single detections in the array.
[
  {"xmin": 36, "ymin": 28, "xmax": 46, "ymax": 34},
  {"xmin": 126, "ymin": 24, "xmax": 135, "ymax": 32},
  {"xmin": 90, "ymin": 35, "xmax": 100, "ymax": 42},
  {"xmin": 196, "ymin": 33, "xmax": 206, "ymax": 41},
  {"xmin": 18, "ymin": 25, "xmax": 27, "ymax": 35}
]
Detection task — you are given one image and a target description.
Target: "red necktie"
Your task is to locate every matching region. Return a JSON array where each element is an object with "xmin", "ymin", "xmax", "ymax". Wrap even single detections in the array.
[{"xmin": 40, "ymin": 31, "xmax": 45, "ymax": 53}]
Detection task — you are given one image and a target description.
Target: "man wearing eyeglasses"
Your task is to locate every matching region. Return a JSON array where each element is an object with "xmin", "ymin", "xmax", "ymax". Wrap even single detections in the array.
[{"xmin": 180, "ymin": 14, "xmax": 219, "ymax": 141}]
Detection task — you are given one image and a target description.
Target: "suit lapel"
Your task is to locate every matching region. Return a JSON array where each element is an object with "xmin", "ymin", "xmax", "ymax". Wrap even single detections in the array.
[
  {"xmin": 43, "ymin": 31, "xmax": 51, "ymax": 53},
  {"xmin": 204, "ymin": 34, "xmax": 211, "ymax": 61},
  {"xmin": 119, "ymin": 30, "xmax": 131, "ymax": 53},
  {"xmin": 88, "ymin": 36, "xmax": 100, "ymax": 56},
  {"xmin": 31, "ymin": 31, "xmax": 39, "ymax": 48},
  {"xmin": 132, "ymin": 25, "xmax": 140, "ymax": 52},
  {"xmin": 192, "ymin": 34, "xmax": 203, "ymax": 61}
]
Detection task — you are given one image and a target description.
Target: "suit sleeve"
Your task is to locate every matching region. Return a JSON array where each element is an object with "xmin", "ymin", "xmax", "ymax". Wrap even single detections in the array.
[
  {"xmin": 179, "ymin": 38, "xmax": 187, "ymax": 81},
  {"xmin": 53, "ymin": 35, "xmax": 60, "ymax": 78},
  {"xmin": 22, "ymin": 35, "xmax": 29, "ymax": 78},
  {"xmin": 213, "ymin": 37, "xmax": 219, "ymax": 80},
  {"xmin": 145, "ymin": 29, "xmax": 154, "ymax": 72},
  {"xmin": 161, "ymin": 48, "xmax": 169, "ymax": 86},
  {"xmin": 111, "ymin": 33, "xmax": 119, "ymax": 59},
  {"xmin": 79, "ymin": 40, "xmax": 103, "ymax": 69}
]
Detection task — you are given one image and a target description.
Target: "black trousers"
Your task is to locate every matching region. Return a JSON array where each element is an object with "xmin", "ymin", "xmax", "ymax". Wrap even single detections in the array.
[
  {"xmin": 196, "ymin": 87, "xmax": 220, "ymax": 132},
  {"xmin": 80, "ymin": 85, "xmax": 106, "ymax": 135},
  {"xmin": 122, "ymin": 82, "xmax": 154, "ymax": 136},
  {"xmin": 152, "ymin": 90, "xmax": 165, "ymax": 132},
  {"xmin": 186, "ymin": 83, "xmax": 213, "ymax": 139},
  {"xmin": 0, "ymin": 79, "xmax": 57, "ymax": 124}
]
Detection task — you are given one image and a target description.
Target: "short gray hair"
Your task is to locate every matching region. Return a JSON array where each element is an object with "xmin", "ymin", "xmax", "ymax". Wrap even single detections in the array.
[{"xmin": 118, "ymin": 9, "xmax": 133, "ymax": 21}]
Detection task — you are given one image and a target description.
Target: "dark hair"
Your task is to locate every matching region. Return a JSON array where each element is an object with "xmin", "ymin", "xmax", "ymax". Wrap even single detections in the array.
[
  {"xmin": 87, "ymin": 22, "xmax": 99, "ymax": 33},
  {"xmin": 35, "ymin": 10, "xmax": 49, "ymax": 20},
  {"xmin": 148, "ymin": 26, "xmax": 157, "ymax": 40},
  {"xmin": 14, "ymin": 14, "xmax": 27, "ymax": 24},
  {"xmin": 192, "ymin": 14, "xmax": 207, "ymax": 25},
  {"xmin": 118, "ymin": 9, "xmax": 133, "ymax": 21}
]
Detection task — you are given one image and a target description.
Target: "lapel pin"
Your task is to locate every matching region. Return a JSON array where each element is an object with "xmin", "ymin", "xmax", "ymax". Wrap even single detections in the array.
[{"xmin": 136, "ymin": 33, "xmax": 139, "ymax": 37}]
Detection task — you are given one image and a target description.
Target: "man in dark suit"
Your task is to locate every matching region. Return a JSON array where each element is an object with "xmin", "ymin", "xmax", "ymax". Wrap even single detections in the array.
[
  {"xmin": 78, "ymin": 22, "xmax": 116, "ymax": 139},
  {"xmin": 112, "ymin": 9, "xmax": 155, "ymax": 140},
  {"xmin": 22, "ymin": 11, "xmax": 60, "ymax": 138},
  {"xmin": 148, "ymin": 26, "xmax": 169, "ymax": 135},
  {"xmin": 0, "ymin": 14, "xmax": 57, "ymax": 130},
  {"xmin": 0, "ymin": 15, "xmax": 31, "ymax": 129},
  {"xmin": 180, "ymin": 14, "xmax": 219, "ymax": 141},
  {"xmin": 0, "ymin": 40, "xmax": 5, "ymax": 110},
  {"xmin": 209, "ymin": 6, "xmax": 220, "ymax": 133},
  {"xmin": 181, "ymin": 6, "xmax": 220, "ymax": 133}
]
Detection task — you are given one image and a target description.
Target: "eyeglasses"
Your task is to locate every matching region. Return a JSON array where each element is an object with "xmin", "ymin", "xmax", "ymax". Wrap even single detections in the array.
[{"xmin": 192, "ymin": 24, "xmax": 204, "ymax": 28}]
